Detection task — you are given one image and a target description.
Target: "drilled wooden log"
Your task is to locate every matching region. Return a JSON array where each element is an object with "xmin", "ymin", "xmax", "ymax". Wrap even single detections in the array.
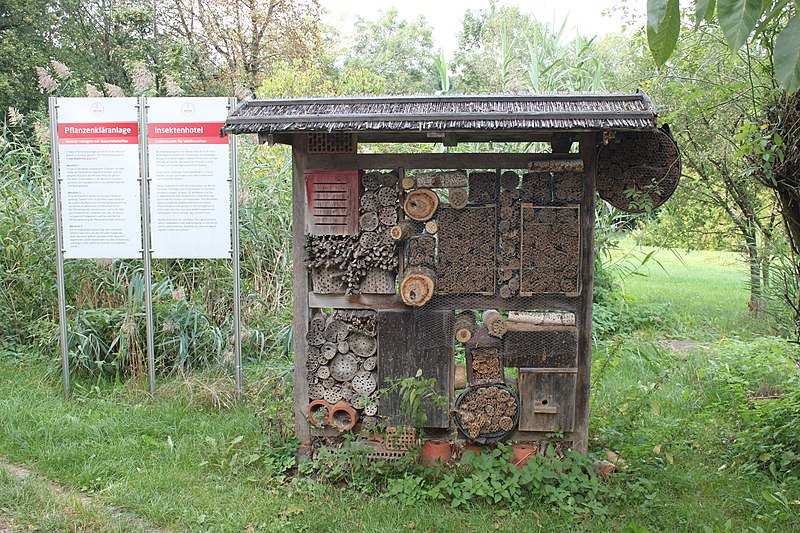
[
  {"xmin": 507, "ymin": 311, "xmax": 576, "ymax": 328},
  {"xmin": 390, "ymin": 220, "xmax": 417, "ymax": 241},
  {"xmin": 448, "ymin": 187, "xmax": 468, "ymax": 209},
  {"xmin": 399, "ymin": 266, "xmax": 436, "ymax": 307},
  {"xmin": 424, "ymin": 220, "xmax": 438, "ymax": 235},
  {"xmin": 403, "ymin": 188, "xmax": 439, "ymax": 221},
  {"xmin": 413, "ymin": 170, "xmax": 469, "ymax": 188},
  {"xmin": 482, "ymin": 309, "xmax": 508, "ymax": 338},
  {"xmin": 359, "ymin": 211, "xmax": 379, "ymax": 231},
  {"xmin": 361, "ymin": 191, "xmax": 379, "ymax": 212},
  {"xmin": 379, "ymin": 206, "xmax": 398, "ymax": 226},
  {"xmin": 377, "ymin": 186, "xmax": 398, "ymax": 207}
]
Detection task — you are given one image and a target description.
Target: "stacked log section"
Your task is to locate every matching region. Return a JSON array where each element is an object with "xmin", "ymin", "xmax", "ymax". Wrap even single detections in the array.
[
  {"xmin": 399, "ymin": 266, "xmax": 437, "ymax": 307},
  {"xmin": 504, "ymin": 328, "xmax": 578, "ymax": 368},
  {"xmin": 406, "ymin": 234, "xmax": 437, "ymax": 269},
  {"xmin": 454, "ymin": 311, "xmax": 476, "ymax": 343},
  {"xmin": 520, "ymin": 206, "xmax": 580, "ymax": 294},
  {"xmin": 497, "ymin": 172, "xmax": 522, "ymax": 298},
  {"xmin": 305, "ymin": 310, "xmax": 379, "ymax": 424},
  {"xmin": 356, "ymin": 171, "xmax": 401, "ymax": 294},
  {"xmin": 413, "ymin": 170, "xmax": 468, "ymax": 188},
  {"xmin": 521, "ymin": 172, "xmax": 552, "ymax": 204},
  {"xmin": 456, "ymin": 385, "xmax": 518, "ymax": 440},
  {"xmin": 552, "ymin": 171, "xmax": 583, "ymax": 203},
  {"xmin": 448, "ymin": 187, "xmax": 468, "ymax": 209},
  {"xmin": 468, "ymin": 171, "xmax": 497, "ymax": 203},
  {"xmin": 403, "ymin": 188, "xmax": 439, "ymax": 221},
  {"xmin": 436, "ymin": 205, "xmax": 496, "ymax": 295},
  {"xmin": 389, "ymin": 220, "xmax": 419, "ymax": 242}
]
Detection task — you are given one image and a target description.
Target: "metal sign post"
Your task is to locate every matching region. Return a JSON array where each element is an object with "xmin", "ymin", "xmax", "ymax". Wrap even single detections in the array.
[
  {"xmin": 49, "ymin": 97, "xmax": 71, "ymax": 398},
  {"xmin": 139, "ymin": 97, "xmax": 157, "ymax": 397},
  {"xmin": 229, "ymin": 97, "xmax": 243, "ymax": 400}
]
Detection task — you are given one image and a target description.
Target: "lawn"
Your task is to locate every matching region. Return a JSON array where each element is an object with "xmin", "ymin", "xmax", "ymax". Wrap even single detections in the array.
[{"xmin": 0, "ymin": 243, "xmax": 798, "ymax": 531}]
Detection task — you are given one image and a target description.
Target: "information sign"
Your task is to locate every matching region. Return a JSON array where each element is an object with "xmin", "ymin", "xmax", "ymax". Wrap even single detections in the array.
[
  {"xmin": 147, "ymin": 97, "xmax": 231, "ymax": 258},
  {"xmin": 56, "ymin": 98, "xmax": 142, "ymax": 258}
]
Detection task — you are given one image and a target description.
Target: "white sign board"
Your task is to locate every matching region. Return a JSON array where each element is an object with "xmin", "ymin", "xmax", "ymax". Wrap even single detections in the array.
[
  {"xmin": 147, "ymin": 97, "xmax": 231, "ymax": 258},
  {"xmin": 56, "ymin": 98, "xmax": 142, "ymax": 258}
]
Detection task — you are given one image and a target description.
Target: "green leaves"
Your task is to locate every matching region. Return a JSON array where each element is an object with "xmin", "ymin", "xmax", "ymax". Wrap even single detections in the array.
[
  {"xmin": 775, "ymin": 16, "xmax": 800, "ymax": 94},
  {"xmin": 647, "ymin": 0, "xmax": 681, "ymax": 67},
  {"xmin": 695, "ymin": 0, "xmax": 717, "ymax": 26},
  {"xmin": 717, "ymin": 0, "xmax": 764, "ymax": 53}
]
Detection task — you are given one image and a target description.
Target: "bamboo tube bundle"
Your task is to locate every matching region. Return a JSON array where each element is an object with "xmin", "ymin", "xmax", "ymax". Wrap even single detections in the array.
[
  {"xmin": 468, "ymin": 171, "xmax": 497, "ymax": 203},
  {"xmin": 406, "ymin": 234, "xmax": 437, "ymax": 269}
]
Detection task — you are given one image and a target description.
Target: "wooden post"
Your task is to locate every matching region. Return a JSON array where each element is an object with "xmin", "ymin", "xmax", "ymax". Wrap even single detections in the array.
[
  {"xmin": 292, "ymin": 134, "xmax": 312, "ymax": 455},
  {"xmin": 573, "ymin": 132, "xmax": 598, "ymax": 454}
]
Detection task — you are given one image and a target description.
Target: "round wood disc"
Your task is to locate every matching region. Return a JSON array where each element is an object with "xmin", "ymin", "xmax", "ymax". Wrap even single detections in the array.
[
  {"xmin": 352, "ymin": 371, "xmax": 377, "ymax": 395},
  {"xmin": 324, "ymin": 319, "xmax": 349, "ymax": 342},
  {"xmin": 362, "ymin": 171, "xmax": 382, "ymax": 190},
  {"xmin": 360, "ymin": 191, "xmax": 379, "ymax": 212},
  {"xmin": 403, "ymin": 188, "xmax": 439, "ymax": 221},
  {"xmin": 359, "ymin": 211, "xmax": 379, "ymax": 232},
  {"xmin": 349, "ymin": 332, "xmax": 377, "ymax": 357},
  {"xmin": 377, "ymin": 186, "xmax": 398, "ymax": 206},
  {"xmin": 379, "ymin": 206, "xmax": 398, "ymax": 226},
  {"xmin": 363, "ymin": 356, "xmax": 377, "ymax": 372},
  {"xmin": 330, "ymin": 352, "xmax": 359, "ymax": 382},
  {"xmin": 597, "ymin": 128, "xmax": 680, "ymax": 213},
  {"xmin": 399, "ymin": 266, "xmax": 436, "ymax": 307}
]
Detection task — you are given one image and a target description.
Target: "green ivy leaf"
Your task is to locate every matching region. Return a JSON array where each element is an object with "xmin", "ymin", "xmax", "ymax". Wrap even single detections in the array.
[
  {"xmin": 774, "ymin": 15, "xmax": 800, "ymax": 93},
  {"xmin": 695, "ymin": 0, "xmax": 717, "ymax": 26},
  {"xmin": 718, "ymin": 0, "xmax": 764, "ymax": 53},
  {"xmin": 648, "ymin": 0, "xmax": 681, "ymax": 67}
]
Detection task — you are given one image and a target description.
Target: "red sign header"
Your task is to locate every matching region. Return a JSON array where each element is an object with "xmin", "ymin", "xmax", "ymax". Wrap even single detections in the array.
[
  {"xmin": 58, "ymin": 122, "xmax": 139, "ymax": 144},
  {"xmin": 148, "ymin": 122, "xmax": 228, "ymax": 144}
]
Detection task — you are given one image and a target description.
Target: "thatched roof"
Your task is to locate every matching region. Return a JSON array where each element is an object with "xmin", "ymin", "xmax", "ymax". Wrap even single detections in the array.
[{"xmin": 223, "ymin": 93, "xmax": 657, "ymax": 142}]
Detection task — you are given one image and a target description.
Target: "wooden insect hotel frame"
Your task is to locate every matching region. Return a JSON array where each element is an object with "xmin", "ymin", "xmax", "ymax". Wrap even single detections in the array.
[{"xmin": 223, "ymin": 94, "xmax": 679, "ymax": 455}]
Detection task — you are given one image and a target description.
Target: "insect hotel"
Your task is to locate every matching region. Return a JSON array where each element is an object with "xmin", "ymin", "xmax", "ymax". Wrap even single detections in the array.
[{"xmin": 223, "ymin": 94, "xmax": 679, "ymax": 457}]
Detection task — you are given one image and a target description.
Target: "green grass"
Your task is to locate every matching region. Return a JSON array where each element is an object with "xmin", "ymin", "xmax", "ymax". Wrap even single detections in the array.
[
  {"xmin": 0, "ymin": 244, "xmax": 799, "ymax": 531},
  {"xmin": 610, "ymin": 240, "xmax": 774, "ymax": 338}
]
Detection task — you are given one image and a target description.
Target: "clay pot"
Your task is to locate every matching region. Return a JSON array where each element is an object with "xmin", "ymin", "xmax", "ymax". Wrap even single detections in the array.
[
  {"xmin": 329, "ymin": 401, "xmax": 358, "ymax": 432},
  {"xmin": 511, "ymin": 444, "xmax": 537, "ymax": 468},
  {"xmin": 306, "ymin": 399, "xmax": 332, "ymax": 427},
  {"xmin": 421, "ymin": 439, "xmax": 452, "ymax": 466},
  {"xmin": 461, "ymin": 442, "xmax": 484, "ymax": 459}
]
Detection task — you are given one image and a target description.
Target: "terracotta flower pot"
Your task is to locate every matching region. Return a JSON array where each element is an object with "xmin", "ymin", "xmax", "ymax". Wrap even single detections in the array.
[
  {"xmin": 511, "ymin": 444, "xmax": 537, "ymax": 468},
  {"xmin": 306, "ymin": 399, "xmax": 332, "ymax": 427},
  {"xmin": 329, "ymin": 401, "xmax": 358, "ymax": 431},
  {"xmin": 461, "ymin": 442, "xmax": 484, "ymax": 459},
  {"xmin": 421, "ymin": 439, "xmax": 452, "ymax": 466}
]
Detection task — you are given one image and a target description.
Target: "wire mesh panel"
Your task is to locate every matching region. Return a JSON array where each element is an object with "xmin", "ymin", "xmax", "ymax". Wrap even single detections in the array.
[{"xmin": 436, "ymin": 205, "xmax": 496, "ymax": 295}]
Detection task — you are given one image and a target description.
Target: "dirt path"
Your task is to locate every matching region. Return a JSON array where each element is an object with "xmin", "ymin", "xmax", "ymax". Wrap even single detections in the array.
[{"xmin": 0, "ymin": 458, "xmax": 170, "ymax": 532}]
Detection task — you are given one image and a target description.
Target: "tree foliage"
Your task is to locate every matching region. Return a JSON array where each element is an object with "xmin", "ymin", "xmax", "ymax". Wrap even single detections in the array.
[
  {"xmin": 646, "ymin": 0, "xmax": 800, "ymax": 92},
  {"xmin": 341, "ymin": 8, "xmax": 436, "ymax": 94}
]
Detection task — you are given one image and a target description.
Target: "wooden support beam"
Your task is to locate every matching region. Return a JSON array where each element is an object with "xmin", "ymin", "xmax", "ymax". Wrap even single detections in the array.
[
  {"xmin": 573, "ymin": 132, "xmax": 599, "ymax": 454},
  {"xmin": 307, "ymin": 153, "xmax": 582, "ymax": 171},
  {"xmin": 292, "ymin": 134, "xmax": 312, "ymax": 451}
]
